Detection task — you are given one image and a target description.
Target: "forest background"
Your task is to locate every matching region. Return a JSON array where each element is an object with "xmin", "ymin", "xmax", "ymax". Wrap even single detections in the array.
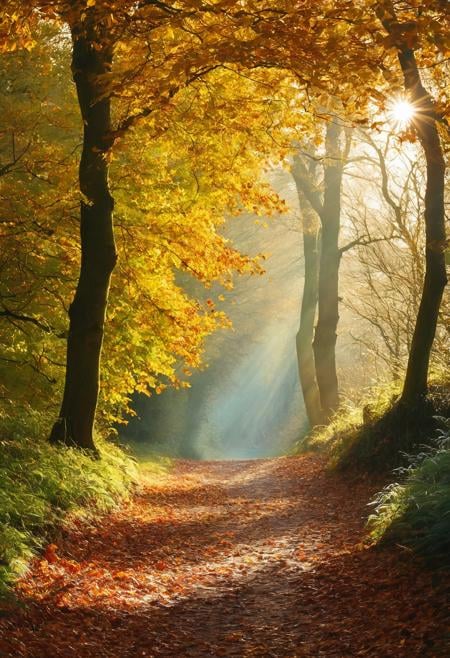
[{"xmin": 0, "ymin": 0, "xmax": 449, "ymax": 596}]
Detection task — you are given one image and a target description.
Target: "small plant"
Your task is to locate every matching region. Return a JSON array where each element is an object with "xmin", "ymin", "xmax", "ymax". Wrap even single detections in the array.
[{"xmin": 369, "ymin": 418, "xmax": 450, "ymax": 567}]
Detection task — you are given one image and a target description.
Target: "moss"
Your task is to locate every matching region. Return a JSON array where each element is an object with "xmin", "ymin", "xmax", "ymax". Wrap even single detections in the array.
[
  {"xmin": 293, "ymin": 381, "xmax": 400, "ymax": 466},
  {"xmin": 295, "ymin": 379, "xmax": 449, "ymax": 473}
]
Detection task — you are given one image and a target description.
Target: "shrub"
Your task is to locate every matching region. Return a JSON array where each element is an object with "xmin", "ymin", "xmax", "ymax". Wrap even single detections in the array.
[{"xmin": 369, "ymin": 418, "xmax": 450, "ymax": 567}]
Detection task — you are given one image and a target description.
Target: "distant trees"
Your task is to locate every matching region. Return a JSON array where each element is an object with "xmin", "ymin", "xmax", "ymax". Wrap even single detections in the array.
[
  {"xmin": 294, "ymin": 100, "xmax": 447, "ymax": 428},
  {"xmin": 291, "ymin": 119, "xmax": 351, "ymax": 426},
  {"xmin": 344, "ymin": 132, "xmax": 428, "ymax": 384}
]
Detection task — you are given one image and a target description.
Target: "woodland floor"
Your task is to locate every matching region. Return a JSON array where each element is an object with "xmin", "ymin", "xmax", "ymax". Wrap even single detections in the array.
[{"xmin": 1, "ymin": 455, "xmax": 449, "ymax": 657}]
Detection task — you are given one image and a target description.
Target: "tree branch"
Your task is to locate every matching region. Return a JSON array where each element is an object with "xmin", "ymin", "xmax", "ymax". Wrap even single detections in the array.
[
  {"xmin": 0, "ymin": 306, "xmax": 65, "ymax": 337},
  {"xmin": 339, "ymin": 232, "xmax": 397, "ymax": 255}
]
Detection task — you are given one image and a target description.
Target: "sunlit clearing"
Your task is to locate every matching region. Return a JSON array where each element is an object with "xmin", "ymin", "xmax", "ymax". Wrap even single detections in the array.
[{"xmin": 389, "ymin": 99, "xmax": 415, "ymax": 130}]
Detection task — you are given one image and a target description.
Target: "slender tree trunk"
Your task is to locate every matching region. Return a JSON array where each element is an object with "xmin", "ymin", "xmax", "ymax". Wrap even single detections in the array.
[
  {"xmin": 313, "ymin": 121, "xmax": 344, "ymax": 419},
  {"xmin": 396, "ymin": 49, "xmax": 447, "ymax": 405},
  {"xmin": 296, "ymin": 228, "xmax": 323, "ymax": 427},
  {"xmin": 49, "ymin": 20, "xmax": 116, "ymax": 451},
  {"xmin": 376, "ymin": 4, "xmax": 448, "ymax": 408},
  {"xmin": 290, "ymin": 166, "xmax": 323, "ymax": 428}
]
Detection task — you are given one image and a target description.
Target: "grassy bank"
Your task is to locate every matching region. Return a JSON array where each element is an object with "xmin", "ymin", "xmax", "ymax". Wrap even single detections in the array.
[
  {"xmin": 294, "ymin": 382, "xmax": 400, "ymax": 466},
  {"xmin": 298, "ymin": 380, "xmax": 449, "ymax": 470},
  {"xmin": 369, "ymin": 418, "xmax": 450, "ymax": 569},
  {"xmin": 295, "ymin": 378, "xmax": 450, "ymax": 568},
  {"xmin": 0, "ymin": 408, "xmax": 139, "ymax": 599}
]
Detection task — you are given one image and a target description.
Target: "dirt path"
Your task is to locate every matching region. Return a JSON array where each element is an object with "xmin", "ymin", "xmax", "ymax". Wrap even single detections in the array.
[{"xmin": 1, "ymin": 455, "xmax": 449, "ymax": 657}]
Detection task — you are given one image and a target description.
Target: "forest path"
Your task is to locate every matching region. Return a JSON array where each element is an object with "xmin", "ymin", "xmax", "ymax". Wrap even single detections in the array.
[{"xmin": 1, "ymin": 455, "xmax": 449, "ymax": 657}]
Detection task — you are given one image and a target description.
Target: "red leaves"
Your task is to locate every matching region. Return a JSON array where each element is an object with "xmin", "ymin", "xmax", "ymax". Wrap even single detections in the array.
[
  {"xmin": 43, "ymin": 543, "xmax": 58, "ymax": 564},
  {"xmin": 1, "ymin": 456, "xmax": 449, "ymax": 657}
]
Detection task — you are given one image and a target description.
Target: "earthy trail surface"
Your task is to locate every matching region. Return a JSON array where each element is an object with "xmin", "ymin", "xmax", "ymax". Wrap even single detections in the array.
[{"xmin": 1, "ymin": 455, "xmax": 449, "ymax": 657}]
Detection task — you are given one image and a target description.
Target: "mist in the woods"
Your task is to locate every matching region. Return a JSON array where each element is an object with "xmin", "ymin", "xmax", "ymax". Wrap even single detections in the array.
[
  {"xmin": 122, "ymin": 165, "xmax": 384, "ymax": 460},
  {"xmin": 122, "ymin": 120, "xmax": 448, "ymax": 462},
  {"xmin": 122, "ymin": 174, "xmax": 305, "ymax": 459}
]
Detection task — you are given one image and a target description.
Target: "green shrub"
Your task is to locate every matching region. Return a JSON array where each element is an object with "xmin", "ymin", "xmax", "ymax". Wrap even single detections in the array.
[
  {"xmin": 369, "ymin": 418, "xmax": 450, "ymax": 567},
  {"xmin": 0, "ymin": 407, "xmax": 139, "ymax": 598}
]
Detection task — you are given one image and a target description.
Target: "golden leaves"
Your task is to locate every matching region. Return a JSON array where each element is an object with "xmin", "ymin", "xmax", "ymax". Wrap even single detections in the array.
[{"xmin": 6, "ymin": 455, "xmax": 449, "ymax": 656}]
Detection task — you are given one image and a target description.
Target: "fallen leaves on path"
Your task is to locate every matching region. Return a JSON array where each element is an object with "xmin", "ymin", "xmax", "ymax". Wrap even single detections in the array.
[{"xmin": 0, "ymin": 455, "xmax": 449, "ymax": 657}]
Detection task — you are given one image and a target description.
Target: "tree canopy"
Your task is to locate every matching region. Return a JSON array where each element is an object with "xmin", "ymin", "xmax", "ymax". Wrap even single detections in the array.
[{"xmin": 0, "ymin": 0, "xmax": 448, "ymax": 445}]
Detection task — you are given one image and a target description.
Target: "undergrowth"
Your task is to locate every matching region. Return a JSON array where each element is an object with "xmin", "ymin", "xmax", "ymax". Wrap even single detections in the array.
[
  {"xmin": 296, "ymin": 376, "xmax": 449, "ymax": 473},
  {"xmin": 294, "ymin": 381, "xmax": 400, "ymax": 464},
  {"xmin": 295, "ymin": 375, "xmax": 450, "ymax": 567},
  {"xmin": 0, "ymin": 408, "xmax": 139, "ymax": 600},
  {"xmin": 369, "ymin": 418, "xmax": 450, "ymax": 568}
]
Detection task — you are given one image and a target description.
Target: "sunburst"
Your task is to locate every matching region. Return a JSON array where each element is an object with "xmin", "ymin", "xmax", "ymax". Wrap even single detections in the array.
[{"xmin": 389, "ymin": 98, "xmax": 415, "ymax": 130}]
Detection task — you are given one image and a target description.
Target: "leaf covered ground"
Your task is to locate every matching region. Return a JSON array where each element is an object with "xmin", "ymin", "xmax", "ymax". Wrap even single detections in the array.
[{"xmin": 1, "ymin": 455, "xmax": 449, "ymax": 657}]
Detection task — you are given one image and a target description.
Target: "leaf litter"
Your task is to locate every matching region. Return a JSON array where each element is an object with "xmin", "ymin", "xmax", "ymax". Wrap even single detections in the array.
[{"xmin": 0, "ymin": 455, "xmax": 449, "ymax": 657}]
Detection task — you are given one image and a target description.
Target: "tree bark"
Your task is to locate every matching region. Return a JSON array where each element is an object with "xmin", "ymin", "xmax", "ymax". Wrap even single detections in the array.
[
  {"xmin": 291, "ymin": 157, "xmax": 323, "ymax": 428},
  {"xmin": 296, "ymin": 227, "xmax": 323, "ymax": 428},
  {"xmin": 375, "ymin": 3, "xmax": 448, "ymax": 407},
  {"xmin": 49, "ymin": 18, "xmax": 116, "ymax": 451},
  {"xmin": 313, "ymin": 121, "xmax": 344, "ymax": 419},
  {"xmin": 396, "ymin": 48, "xmax": 447, "ymax": 405}
]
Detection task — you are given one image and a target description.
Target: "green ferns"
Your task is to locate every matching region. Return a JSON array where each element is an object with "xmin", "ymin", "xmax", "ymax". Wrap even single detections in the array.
[
  {"xmin": 370, "ymin": 419, "xmax": 450, "ymax": 567},
  {"xmin": 0, "ymin": 409, "xmax": 138, "ymax": 597}
]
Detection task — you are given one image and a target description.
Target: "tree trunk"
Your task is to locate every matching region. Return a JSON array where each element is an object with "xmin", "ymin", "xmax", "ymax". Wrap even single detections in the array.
[
  {"xmin": 290, "ymin": 164, "xmax": 324, "ymax": 428},
  {"xmin": 397, "ymin": 49, "xmax": 447, "ymax": 405},
  {"xmin": 49, "ymin": 20, "xmax": 116, "ymax": 451},
  {"xmin": 313, "ymin": 121, "xmax": 343, "ymax": 419},
  {"xmin": 296, "ymin": 228, "xmax": 323, "ymax": 427}
]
